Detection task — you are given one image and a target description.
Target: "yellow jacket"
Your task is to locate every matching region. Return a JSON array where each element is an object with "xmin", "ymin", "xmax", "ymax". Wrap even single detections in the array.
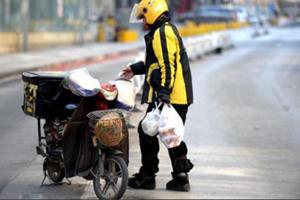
[{"xmin": 130, "ymin": 17, "xmax": 193, "ymax": 105}]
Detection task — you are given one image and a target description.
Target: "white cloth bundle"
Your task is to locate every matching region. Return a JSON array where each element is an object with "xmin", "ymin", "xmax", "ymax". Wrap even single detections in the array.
[{"xmin": 64, "ymin": 68, "xmax": 100, "ymax": 97}]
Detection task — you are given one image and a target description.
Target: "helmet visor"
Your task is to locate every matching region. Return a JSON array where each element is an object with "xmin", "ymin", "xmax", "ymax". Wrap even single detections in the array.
[{"xmin": 129, "ymin": 3, "xmax": 143, "ymax": 23}]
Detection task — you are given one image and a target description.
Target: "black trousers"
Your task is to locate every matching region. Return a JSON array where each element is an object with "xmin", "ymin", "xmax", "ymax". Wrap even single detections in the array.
[{"xmin": 138, "ymin": 103, "xmax": 194, "ymax": 176}]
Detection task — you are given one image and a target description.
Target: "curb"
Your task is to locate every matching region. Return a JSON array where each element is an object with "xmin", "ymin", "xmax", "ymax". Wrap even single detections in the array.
[{"xmin": 0, "ymin": 47, "xmax": 143, "ymax": 83}]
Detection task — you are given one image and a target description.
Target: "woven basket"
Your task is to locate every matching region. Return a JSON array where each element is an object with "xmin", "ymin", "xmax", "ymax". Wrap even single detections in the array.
[{"xmin": 93, "ymin": 112, "xmax": 124, "ymax": 147}]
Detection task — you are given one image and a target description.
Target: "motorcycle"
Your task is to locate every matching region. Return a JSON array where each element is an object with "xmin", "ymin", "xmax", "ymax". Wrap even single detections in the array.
[{"xmin": 21, "ymin": 70, "xmax": 134, "ymax": 200}]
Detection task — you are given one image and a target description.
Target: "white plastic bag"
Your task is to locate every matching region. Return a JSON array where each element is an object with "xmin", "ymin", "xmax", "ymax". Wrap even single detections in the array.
[
  {"xmin": 158, "ymin": 104, "xmax": 184, "ymax": 148},
  {"xmin": 141, "ymin": 104, "xmax": 161, "ymax": 137},
  {"xmin": 63, "ymin": 68, "xmax": 100, "ymax": 97},
  {"xmin": 114, "ymin": 78, "xmax": 136, "ymax": 110}
]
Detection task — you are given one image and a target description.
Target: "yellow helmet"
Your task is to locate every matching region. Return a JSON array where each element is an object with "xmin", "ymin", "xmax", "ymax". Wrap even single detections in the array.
[{"xmin": 130, "ymin": 0, "xmax": 169, "ymax": 25}]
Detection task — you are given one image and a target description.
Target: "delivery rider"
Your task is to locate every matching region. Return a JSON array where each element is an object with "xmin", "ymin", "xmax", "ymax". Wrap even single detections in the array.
[{"xmin": 121, "ymin": 0, "xmax": 194, "ymax": 192}]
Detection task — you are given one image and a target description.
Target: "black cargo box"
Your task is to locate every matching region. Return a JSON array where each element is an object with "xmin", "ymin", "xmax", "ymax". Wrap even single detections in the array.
[{"xmin": 22, "ymin": 71, "xmax": 81, "ymax": 119}]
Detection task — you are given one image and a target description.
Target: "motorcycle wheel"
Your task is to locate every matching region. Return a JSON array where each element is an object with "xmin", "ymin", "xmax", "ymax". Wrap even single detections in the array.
[
  {"xmin": 93, "ymin": 155, "xmax": 128, "ymax": 200},
  {"xmin": 44, "ymin": 158, "xmax": 65, "ymax": 184}
]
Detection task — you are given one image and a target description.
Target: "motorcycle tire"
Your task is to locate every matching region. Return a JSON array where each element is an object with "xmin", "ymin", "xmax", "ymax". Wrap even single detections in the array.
[
  {"xmin": 44, "ymin": 158, "xmax": 65, "ymax": 184},
  {"xmin": 93, "ymin": 155, "xmax": 128, "ymax": 200}
]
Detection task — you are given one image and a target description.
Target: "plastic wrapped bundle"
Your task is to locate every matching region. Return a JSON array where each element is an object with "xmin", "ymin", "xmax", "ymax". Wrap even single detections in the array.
[
  {"xmin": 114, "ymin": 78, "xmax": 136, "ymax": 111},
  {"xmin": 63, "ymin": 68, "xmax": 100, "ymax": 97}
]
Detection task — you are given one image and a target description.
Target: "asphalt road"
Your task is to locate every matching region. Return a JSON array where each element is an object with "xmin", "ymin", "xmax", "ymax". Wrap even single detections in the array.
[
  {"xmin": 184, "ymin": 35, "xmax": 300, "ymax": 198},
  {"xmin": 0, "ymin": 27, "xmax": 300, "ymax": 199}
]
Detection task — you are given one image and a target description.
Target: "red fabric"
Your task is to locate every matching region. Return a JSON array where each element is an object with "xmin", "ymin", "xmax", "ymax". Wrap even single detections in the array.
[{"xmin": 96, "ymin": 92, "xmax": 110, "ymax": 110}]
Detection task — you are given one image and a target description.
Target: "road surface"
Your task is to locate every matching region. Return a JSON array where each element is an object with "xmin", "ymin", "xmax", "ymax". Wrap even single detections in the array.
[{"xmin": 0, "ymin": 26, "xmax": 299, "ymax": 199}]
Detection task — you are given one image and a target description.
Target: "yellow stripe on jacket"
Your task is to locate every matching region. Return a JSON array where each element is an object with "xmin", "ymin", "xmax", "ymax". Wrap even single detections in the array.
[{"xmin": 152, "ymin": 24, "xmax": 188, "ymax": 104}]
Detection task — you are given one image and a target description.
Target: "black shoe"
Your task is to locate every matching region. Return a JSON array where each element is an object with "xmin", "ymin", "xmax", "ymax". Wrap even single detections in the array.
[
  {"xmin": 128, "ymin": 173, "xmax": 156, "ymax": 190},
  {"xmin": 166, "ymin": 172, "xmax": 190, "ymax": 192}
]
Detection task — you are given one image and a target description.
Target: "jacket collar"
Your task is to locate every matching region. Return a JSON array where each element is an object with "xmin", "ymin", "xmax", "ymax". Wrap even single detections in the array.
[
  {"xmin": 144, "ymin": 14, "xmax": 171, "ymax": 42},
  {"xmin": 145, "ymin": 13, "xmax": 170, "ymax": 36},
  {"xmin": 149, "ymin": 14, "xmax": 170, "ymax": 31}
]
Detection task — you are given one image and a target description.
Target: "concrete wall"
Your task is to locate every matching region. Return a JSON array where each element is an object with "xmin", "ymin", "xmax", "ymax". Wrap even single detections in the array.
[{"xmin": 0, "ymin": 32, "xmax": 94, "ymax": 54}]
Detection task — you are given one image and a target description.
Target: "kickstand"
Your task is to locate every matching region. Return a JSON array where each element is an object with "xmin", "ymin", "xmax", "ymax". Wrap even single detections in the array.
[{"xmin": 40, "ymin": 170, "xmax": 48, "ymax": 186}]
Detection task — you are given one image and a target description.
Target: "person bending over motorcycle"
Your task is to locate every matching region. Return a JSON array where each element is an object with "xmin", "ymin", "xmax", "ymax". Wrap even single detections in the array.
[{"xmin": 121, "ymin": 0, "xmax": 194, "ymax": 192}]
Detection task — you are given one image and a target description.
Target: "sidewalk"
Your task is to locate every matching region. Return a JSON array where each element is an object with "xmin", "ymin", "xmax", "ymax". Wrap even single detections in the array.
[
  {"xmin": 0, "ymin": 41, "xmax": 144, "ymax": 80},
  {"xmin": 0, "ymin": 27, "xmax": 255, "ymax": 82}
]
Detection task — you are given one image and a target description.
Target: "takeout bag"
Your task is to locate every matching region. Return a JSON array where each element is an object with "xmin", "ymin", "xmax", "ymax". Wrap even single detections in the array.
[
  {"xmin": 141, "ymin": 103, "xmax": 161, "ymax": 137},
  {"xmin": 158, "ymin": 104, "xmax": 184, "ymax": 148}
]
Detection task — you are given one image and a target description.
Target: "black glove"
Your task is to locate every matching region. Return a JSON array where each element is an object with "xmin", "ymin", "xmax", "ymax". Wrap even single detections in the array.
[
  {"xmin": 158, "ymin": 94, "xmax": 170, "ymax": 104},
  {"xmin": 157, "ymin": 87, "xmax": 170, "ymax": 104}
]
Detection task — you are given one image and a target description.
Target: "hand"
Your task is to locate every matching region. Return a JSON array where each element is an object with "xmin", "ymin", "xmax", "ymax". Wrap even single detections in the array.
[
  {"xmin": 158, "ymin": 94, "xmax": 170, "ymax": 104},
  {"xmin": 119, "ymin": 66, "xmax": 134, "ymax": 80}
]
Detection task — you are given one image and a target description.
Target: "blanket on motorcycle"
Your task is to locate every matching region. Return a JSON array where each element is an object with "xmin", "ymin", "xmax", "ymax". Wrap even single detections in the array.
[
  {"xmin": 62, "ymin": 97, "xmax": 129, "ymax": 179},
  {"xmin": 63, "ymin": 120, "xmax": 93, "ymax": 179}
]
